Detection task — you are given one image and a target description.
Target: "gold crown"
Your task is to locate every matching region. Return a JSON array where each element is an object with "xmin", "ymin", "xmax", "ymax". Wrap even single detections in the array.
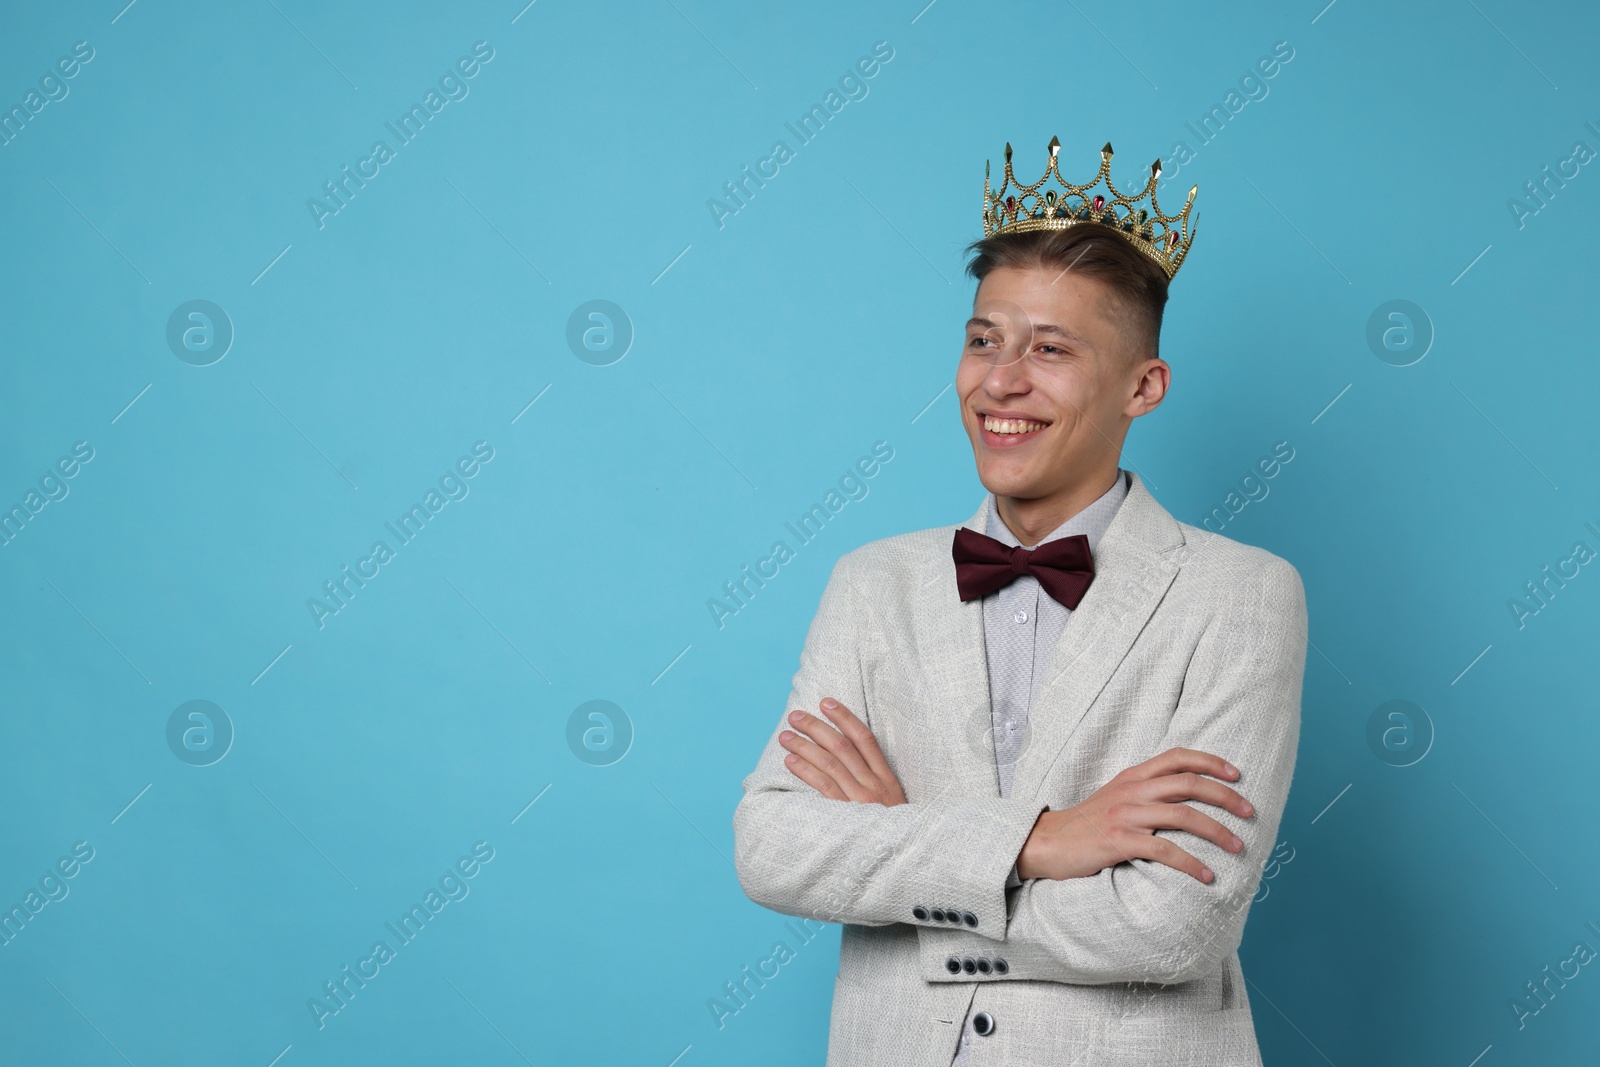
[{"xmin": 982, "ymin": 136, "xmax": 1199, "ymax": 280}]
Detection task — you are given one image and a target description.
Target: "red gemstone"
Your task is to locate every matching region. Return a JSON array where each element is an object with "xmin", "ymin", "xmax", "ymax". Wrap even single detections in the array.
[
  {"xmin": 1167, "ymin": 231, "xmax": 1180, "ymax": 248},
  {"xmin": 1092, "ymin": 195, "xmax": 1105, "ymax": 211},
  {"xmin": 1005, "ymin": 196, "xmax": 1016, "ymax": 214}
]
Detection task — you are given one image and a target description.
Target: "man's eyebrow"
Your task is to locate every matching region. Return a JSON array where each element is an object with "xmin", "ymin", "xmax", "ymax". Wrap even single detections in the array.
[
  {"xmin": 965, "ymin": 316, "xmax": 1092, "ymax": 347},
  {"xmin": 1032, "ymin": 323, "xmax": 1089, "ymax": 345}
]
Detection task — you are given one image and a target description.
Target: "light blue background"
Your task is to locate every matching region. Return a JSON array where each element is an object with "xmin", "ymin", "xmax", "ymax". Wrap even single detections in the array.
[{"xmin": 2, "ymin": 1, "xmax": 1597, "ymax": 1064}]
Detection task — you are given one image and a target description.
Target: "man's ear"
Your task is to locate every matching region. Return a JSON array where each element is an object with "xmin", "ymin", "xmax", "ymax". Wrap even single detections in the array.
[{"xmin": 1125, "ymin": 358, "xmax": 1169, "ymax": 418}]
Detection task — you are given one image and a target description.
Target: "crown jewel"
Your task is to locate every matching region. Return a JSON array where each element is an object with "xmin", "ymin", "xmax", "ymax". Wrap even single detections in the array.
[{"xmin": 983, "ymin": 136, "xmax": 1199, "ymax": 280}]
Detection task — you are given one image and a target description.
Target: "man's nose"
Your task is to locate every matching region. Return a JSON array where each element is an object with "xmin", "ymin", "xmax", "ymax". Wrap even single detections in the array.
[{"xmin": 985, "ymin": 351, "xmax": 1033, "ymax": 394}]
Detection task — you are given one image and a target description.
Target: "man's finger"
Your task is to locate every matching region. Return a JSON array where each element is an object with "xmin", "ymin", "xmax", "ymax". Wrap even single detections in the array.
[
  {"xmin": 780, "ymin": 727, "xmax": 875, "ymax": 803},
  {"xmin": 1139, "ymin": 803, "xmax": 1243, "ymax": 855},
  {"xmin": 1138, "ymin": 834, "xmax": 1215, "ymax": 883},
  {"xmin": 782, "ymin": 751, "xmax": 849, "ymax": 800},
  {"xmin": 1128, "ymin": 747, "xmax": 1240, "ymax": 784},
  {"xmin": 819, "ymin": 700, "xmax": 898, "ymax": 787},
  {"xmin": 788, "ymin": 710, "xmax": 877, "ymax": 791},
  {"xmin": 1142, "ymin": 773, "xmax": 1255, "ymax": 819}
]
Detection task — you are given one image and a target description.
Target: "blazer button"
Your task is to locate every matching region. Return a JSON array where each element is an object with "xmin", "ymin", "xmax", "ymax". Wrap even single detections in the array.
[
  {"xmin": 946, "ymin": 907, "xmax": 961, "ymax": 921},
  {"xmin": 930, "ymin": 908, "xmax": 946, "ymax": 922},
  {"xmin": 972, "ymin": 1011, "xmax": 995, "ymax": 1037},
  {"xmin": 993, "ymin": 958, "xmax": 1009, "ymax": 975},
  {"xmin": 945, "ymin": 956, "xmax": 962, "ymax": 974},
  {"xmin": 912, "ymin": 906, "xmax": 929, "ymax": 921},
  {"xmin": 961, "ymin": 957, "xmax": 977, "ymax": 975},
  {"xmin": 976, "ymin": 958, "xmax": 992, "ymax": 974},
  {"xmin": 961, "ymin": 911, "xmax": 978, "ymax": 928}
]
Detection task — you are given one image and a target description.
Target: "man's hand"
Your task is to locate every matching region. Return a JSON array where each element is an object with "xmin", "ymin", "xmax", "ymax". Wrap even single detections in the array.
[
  {"xmin": 780, "ymin": 697, "xmax": 907, "ymax": 807},
  {"xmin": 1015, "ymin": 747, "xmax": 1255, "ymax": 884}
]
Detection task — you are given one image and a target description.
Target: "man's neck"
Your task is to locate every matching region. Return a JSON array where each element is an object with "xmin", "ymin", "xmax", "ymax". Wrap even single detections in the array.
[{"xmin": 995, "ymin": 467, "xmax": 1122, "ymax": 547}]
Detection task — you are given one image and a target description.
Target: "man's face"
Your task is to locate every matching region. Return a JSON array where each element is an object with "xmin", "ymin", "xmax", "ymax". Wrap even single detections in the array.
[{"xmin": 956, "ymin": 264, "xmax": 1149, "ymax": 501}]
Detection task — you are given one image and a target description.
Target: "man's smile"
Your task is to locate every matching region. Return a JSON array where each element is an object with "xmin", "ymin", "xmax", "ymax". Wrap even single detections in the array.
[{"xmin": 978, "ymin": 408, "xmax": 1052, "ymax": 448}]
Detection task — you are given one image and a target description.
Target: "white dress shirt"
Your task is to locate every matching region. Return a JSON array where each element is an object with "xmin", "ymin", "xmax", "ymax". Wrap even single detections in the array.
[{"xmin": 950, "ymin": 468, "xmax": 1131, "ymax": 1065}]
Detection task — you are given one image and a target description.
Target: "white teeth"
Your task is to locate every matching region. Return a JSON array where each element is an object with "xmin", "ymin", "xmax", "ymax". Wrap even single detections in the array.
[{"xmin": 984, "ymin": 416, "xmax": 1047, "ymax": 435}]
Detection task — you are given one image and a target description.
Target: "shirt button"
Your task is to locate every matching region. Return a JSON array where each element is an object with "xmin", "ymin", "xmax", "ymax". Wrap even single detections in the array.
[{"xmin": 1013, "ymin": 609, "xmax": 1028, "ymax": 624}]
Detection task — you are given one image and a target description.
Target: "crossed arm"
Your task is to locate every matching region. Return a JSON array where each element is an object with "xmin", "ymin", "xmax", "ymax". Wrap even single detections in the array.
[
  {"xmin": 780, "ymin": 701, "xmax": 1253, "ymax": 886},
  {"xmin": 732, "ymin": 553, "xmax": 1306, "ymax": 985}
]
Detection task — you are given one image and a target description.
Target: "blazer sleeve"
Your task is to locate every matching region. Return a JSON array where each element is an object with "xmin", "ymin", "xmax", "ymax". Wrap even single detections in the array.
[
  {"xmin": 914, "ymin": 555, "xmax": 1308, "ymax": 986},
  {"xmin": 732, "ymin": 552, "xmax": 1044, "ymax": 941}
]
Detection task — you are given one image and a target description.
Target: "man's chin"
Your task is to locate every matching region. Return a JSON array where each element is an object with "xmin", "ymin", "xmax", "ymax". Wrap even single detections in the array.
[{"xmin": 973, "ymin": 465, "xmax": 1050, "ymax": 501}]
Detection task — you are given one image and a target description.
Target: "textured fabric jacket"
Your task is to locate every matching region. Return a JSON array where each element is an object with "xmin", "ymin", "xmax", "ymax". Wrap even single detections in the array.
[{"xmin": 732, "ymin": 472, "xmax": 1308, "ymax": 1066}]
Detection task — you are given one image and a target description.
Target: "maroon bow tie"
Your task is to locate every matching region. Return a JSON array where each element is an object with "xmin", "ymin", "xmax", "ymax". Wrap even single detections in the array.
[{"xmin": 952, "ymin": 527, "xmax": 1096, "ymax": 609}]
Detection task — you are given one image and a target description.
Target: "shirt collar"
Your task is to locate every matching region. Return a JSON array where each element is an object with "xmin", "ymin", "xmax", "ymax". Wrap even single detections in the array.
[{"xmin": 983, "ymin": 468, "xmax": 1130, "ymax": 553}]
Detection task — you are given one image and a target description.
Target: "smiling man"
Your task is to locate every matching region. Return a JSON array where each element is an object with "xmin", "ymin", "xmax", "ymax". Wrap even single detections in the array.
[{"xmin": 732, "ymin": 138, "xmax": 1308, "ymax": 1067}]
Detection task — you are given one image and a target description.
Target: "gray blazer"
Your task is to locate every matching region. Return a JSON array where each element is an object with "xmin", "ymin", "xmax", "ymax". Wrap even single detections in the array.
[{"xmin": 732, "ymin": 472, "xmax": 1308, "ymax": 1066}]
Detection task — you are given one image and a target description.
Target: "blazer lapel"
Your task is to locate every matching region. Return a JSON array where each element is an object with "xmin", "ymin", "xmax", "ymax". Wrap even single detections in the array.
[
  {"xmin": 1007, "ymin": 472, "xmax": 1188, "ymax": 803},
  {"xmin": 910, "ymin": 474, "xmax": 1188, "ymax": 802},
  {"xmin": 908, "ymin": 495, "xmax": 1004, "ymax": 796}
]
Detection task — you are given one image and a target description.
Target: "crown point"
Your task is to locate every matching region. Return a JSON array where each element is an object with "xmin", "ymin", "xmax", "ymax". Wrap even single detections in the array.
[
  {"xmin": 1102, "ymin": 141, "xmax": 1114, "ymax": 157},
  {"xmin": 1151, "ymin": 158, "xmax": 1162, "ymax": 177},
  {"xmin": 1004, "ymin": 142, "xmax": 1013, "ymax": 163},
  {"xmin": 1048, "ymin": 135, "xmax": 1060, "ymax": 157},
  {"xmin": 1187, "ymin": 184, "xmax": 1198, "ymax": 202},
  {"xmin": 986, "ymin": 159, "xmax": 990, "ymax": 178}
]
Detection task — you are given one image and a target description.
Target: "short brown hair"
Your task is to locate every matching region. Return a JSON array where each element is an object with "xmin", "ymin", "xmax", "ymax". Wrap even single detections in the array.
[{"xmin": 963, "ymin": 226, "xmax": 1170, "ymax": 364}]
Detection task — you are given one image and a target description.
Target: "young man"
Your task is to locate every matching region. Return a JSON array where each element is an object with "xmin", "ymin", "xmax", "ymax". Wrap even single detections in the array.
[{"xmin": 732, "ymin": 138, "xmax": 1307, "ymax": 1066}]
